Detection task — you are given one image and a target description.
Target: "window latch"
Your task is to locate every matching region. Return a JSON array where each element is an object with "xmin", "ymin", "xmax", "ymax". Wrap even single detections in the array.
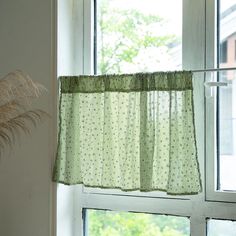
[
  {"xmin": 204, "ymin": 81, "xmax": 228, "ymax": 98},
  {"xmin": 204, "ymin": 81, "xmax": 228, "ymax": 87}
]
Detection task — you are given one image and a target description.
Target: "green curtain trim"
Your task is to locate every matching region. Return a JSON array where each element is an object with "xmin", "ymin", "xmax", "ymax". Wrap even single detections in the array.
[
  {"xmin": 55, "ymin": 180, "xmax": 200, "ymax": 196},
  {"xmin": 60, "ymin": 71, "xmax": 193, "ymax": 93}
]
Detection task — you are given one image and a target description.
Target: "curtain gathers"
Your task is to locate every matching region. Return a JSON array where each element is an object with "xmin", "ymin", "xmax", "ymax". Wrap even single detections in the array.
[{"xmin": 53, "ymin": 72, "xmax": 202, "ymax": 195}]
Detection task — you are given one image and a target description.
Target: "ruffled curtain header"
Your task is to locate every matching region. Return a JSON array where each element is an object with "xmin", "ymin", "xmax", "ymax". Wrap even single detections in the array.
[{"xmin": 60, "ymin": 71, "xmax": 193, "ymax": 93}]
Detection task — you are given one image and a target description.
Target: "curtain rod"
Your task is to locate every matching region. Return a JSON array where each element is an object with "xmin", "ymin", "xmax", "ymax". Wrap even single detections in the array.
[{"xmin": 192, "ymin": 67, "xmax": 236, "ymax": 73}]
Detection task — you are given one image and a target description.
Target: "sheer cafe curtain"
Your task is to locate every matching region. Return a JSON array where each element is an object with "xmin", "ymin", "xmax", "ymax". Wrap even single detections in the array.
[{"xmin": 53, "ymin": 71, "xmax": 202, "ymax": 195}]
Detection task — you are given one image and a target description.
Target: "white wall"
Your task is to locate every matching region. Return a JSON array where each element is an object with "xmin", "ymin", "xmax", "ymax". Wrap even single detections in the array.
[{"xmin": 0, "ymin": 1, "xmax": 56, "ymax": 236}]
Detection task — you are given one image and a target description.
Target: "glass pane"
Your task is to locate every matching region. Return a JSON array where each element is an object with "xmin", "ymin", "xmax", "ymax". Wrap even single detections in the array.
[
  {"xmin": 96, "ymin": 0, "xmax": 182, "ymax": 74},
  {"xmin": 86, "ymin": 209, "xmax": 190, "ymax": 236},
  {"xmin": 217, "ymin": 0, "xmax": 236, "ymax": 191},
  {"xmin": 218, "ymin": 1, "xmax": 236, "ymax": 67},
  {"xmin": 207, "ymin": 219, "xmax": 236, "ymax": 236},
  {"xmin": 217, "ymin": 71, "xmax": 236, "ymax": 191}
]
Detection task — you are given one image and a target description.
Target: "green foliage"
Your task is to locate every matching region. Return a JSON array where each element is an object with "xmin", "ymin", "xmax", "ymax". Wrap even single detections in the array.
[
  {"xmin": 97, "ymin": 0, "xmax": 180, "ymax": 74},
  {"xmin": 88, "ymin": 210, "xmax": 189, "ymax": 236}
]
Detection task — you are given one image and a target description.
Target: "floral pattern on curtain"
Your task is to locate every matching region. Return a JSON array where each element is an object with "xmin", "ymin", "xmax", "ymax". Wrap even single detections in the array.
[{"xmin": 53, "ymin": 71, "xmax": 202, "ymax": 195}]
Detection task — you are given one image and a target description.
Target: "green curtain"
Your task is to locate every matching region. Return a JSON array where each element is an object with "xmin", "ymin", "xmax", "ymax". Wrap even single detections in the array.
[{"xmin": 53, "ymin": 71, "xmax": 202, "ymax": 195}]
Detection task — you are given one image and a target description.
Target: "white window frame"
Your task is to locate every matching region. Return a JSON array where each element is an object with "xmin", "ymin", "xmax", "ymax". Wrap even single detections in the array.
[
  {"xmin": 205, "ymin": 0, "xmax": 236, "ymax": 202},
  {"xmin": 56, "ymin": 1, "xmax": 236, "ymax": 236}
]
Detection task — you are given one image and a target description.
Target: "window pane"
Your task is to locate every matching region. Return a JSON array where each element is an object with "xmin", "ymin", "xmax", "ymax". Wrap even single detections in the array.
[
  {"xmin": 217, "ymin": 71, "xmax": 236, "ymax": 191},
  {"xmin": 220, "ymin": 41, "xmax": 227, "ymax": 63},
  {"xmin": 207, "ymin": 219, "xmax": 236, "ymax": 236},
  {"xmin": 86, "ymin": 209, "xmax": 190, "ymax": 236},
  {"xmin": 217, "ymin": 1, "xmax": 236, "ymax": 191},
  {"xmin": 96, "ymin": 0, "xmax": 182, "ymax": 74},
  {"xmin": 218, "ymin": 1, "xmax": 236, "ymax": 67}
]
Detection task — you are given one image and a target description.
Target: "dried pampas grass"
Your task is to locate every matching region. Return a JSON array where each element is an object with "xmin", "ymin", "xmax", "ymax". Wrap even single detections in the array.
[{"xmin": 0, "ymin": 70, "xmax": 48, "ymax": 151}]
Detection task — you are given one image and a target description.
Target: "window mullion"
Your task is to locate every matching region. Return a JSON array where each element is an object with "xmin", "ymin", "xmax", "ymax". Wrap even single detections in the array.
[
  {"xmin": 83, "ymin": 0, "xmax": 94, "ymax": 75},
  {"xmin": 73, "ymin": 0, "xmax": 84, "ymax": 74},
  {"xmin": 190, "ymin": 216, "xmax": 207, "ymax": 236}
]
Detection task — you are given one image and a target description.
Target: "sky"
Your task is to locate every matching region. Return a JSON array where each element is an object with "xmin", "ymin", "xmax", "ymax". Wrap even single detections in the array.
[
  {"xmin": 221, "ymin": 0, "xmax": 236, "ymax": 12},
  {"xmin": 111, "ymin": 0, "xmax": 181, "ymax": 15},
  {"xmin": 109, "ymin": 0, "xmax": 182, "ymax": 36}
]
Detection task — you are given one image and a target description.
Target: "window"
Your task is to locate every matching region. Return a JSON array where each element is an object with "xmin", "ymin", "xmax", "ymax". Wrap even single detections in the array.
[
  {"xmin": 206, "ymin": 0, "xmax": 236, "ymax": 199},
  {"xmin": 219, "ymin": 41, "xmax": 227, "ymax": 63},
  {"xmin": 95, "ymin": 0, "xmax": 182, "ymax": 74},
  {"xmin": 207, "ymin": 219, "xmax": 236, "ymax": 235},
  {"xmin": 235, "ymin": 40, "xmax": 236, "ymax": 61},
  {"xmin": 57, "ymin": 0, "xmax": 236, "ymax": 236},
  {"xmin": 217, "ymin": 71, "xmax": 236, "ymax": 191},
  {"xmin": 86, "ymin": 209, "xmax": 190, "ymax": 236}
]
